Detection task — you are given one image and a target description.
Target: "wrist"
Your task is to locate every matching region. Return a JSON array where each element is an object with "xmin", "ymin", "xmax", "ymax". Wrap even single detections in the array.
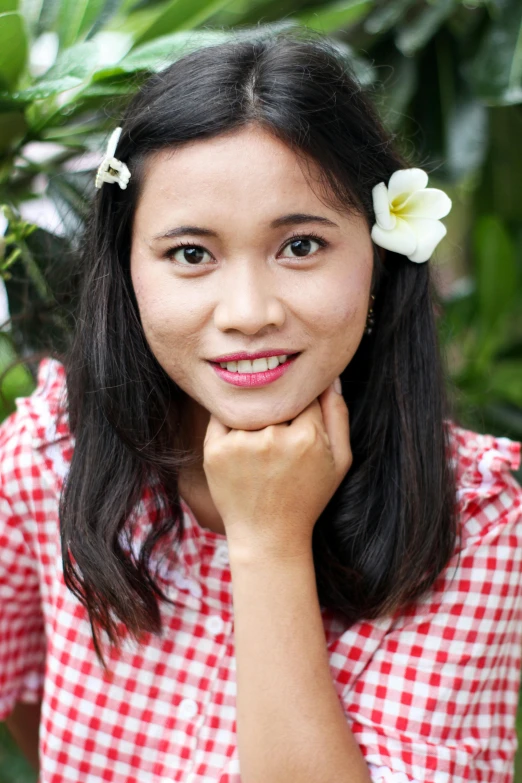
[{"xmin": 226, "ymin": 531, "xmax": 314, "ymax": 568}]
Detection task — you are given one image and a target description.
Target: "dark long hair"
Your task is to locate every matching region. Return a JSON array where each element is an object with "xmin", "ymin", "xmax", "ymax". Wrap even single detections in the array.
[{"xmin": 60, "ymin": 29, "xmax": 458, "ymax": 665}]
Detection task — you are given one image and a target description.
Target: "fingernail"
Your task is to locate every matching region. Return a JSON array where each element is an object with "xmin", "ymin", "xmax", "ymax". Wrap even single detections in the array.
[{"xmin": 333, "ymin": 376, "xmax": 342, "ymax": 394}]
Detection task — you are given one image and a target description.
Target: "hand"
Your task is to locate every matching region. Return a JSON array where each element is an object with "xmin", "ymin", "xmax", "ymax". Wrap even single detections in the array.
[{"xmin": 202, "ymin": 380, "xmax": 352, "ymax": 559}]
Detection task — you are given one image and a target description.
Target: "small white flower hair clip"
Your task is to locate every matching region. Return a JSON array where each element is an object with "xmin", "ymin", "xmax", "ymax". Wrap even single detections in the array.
[
  {"xmin": 95, "ymin": 127, "xmax": 131, "ymax": 190},
  {"xmin": 371, "ymin": 168, "xmax": 452, "ymax": 263}
]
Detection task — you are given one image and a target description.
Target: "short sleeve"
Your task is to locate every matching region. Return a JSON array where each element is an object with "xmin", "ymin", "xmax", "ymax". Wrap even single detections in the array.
[
  {"xmin": 0, "ymin": 490, "xmax": 46, "ymax": 720},
  {"xmin": 331, "ymin": 427, "xmax": 522, "ymax": 783}
]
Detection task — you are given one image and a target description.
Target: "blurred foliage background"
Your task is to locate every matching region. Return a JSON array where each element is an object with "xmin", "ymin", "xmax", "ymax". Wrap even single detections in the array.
[{"xmin": 0, "ymin": 0, "xmax": 521, "ymax": 780}]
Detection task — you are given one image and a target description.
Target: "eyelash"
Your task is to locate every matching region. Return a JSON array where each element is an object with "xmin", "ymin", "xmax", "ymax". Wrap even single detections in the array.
[{"xmin": 163, "ymin": 231, "xmax": 329, "ymax": 267}]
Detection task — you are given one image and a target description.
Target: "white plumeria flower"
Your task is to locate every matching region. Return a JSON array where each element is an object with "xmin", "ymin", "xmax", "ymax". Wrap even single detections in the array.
[
  {"xmin": 371, "ymin": 168, "xmax": 452, "ymax": 263},
  {"xmin": 95, "ymin": 127, "xmax": 131, "ymax": 190}
]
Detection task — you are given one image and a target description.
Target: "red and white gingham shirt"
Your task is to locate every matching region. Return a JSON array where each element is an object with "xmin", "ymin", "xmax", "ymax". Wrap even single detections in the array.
[{"xmin": 1, "ymin": 358, "xmax": 522, "ymax": 783}]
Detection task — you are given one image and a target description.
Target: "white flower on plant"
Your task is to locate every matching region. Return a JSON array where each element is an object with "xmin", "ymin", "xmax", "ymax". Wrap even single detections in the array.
[
  {"xmin": 95, "ymin": 127, "xmax": 131, "ymax": 190},
  {"xmin": 371, "ymin": 168, "xmax": 452, "ymax": 263}
]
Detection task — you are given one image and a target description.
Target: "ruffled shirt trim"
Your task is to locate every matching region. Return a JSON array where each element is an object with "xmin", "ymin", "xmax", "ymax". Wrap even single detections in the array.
[{"xmin": 367, "ymin": 763, "xmax": 421, "ymax": 783}]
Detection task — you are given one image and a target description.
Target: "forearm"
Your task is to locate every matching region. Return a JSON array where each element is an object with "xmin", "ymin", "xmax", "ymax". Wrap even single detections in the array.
[{"xmin": 228, "ymin": 544, "xmax": 372, "ymax": 783}]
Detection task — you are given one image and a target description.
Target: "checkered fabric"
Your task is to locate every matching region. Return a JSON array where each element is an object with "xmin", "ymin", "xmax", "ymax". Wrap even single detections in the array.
[{"xmin": 1, "ymin": 358, "xmax": 521, "ymax": 783}]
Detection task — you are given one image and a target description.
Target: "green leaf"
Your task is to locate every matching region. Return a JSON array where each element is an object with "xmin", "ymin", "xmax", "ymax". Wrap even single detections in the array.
[
  {"xmin": 101, "ymin": 29, "xmax": 230, "ymax": 75},
  {"xmin": 57, "ymin": 0, "xmax": 105, "ymax": 49},
  {"xmin": 0, "ymin": 337, "xmax": 35, "ymax": 422},
  {"xmin": 133, "ymin": 0, "xmax": 235, "ymax": 46},
  {"xmin": 119, "ymin": 0, "xmax": 139, "ymax": 12},
  {"xmin": 297, "ymin": 0, "xmax": 372, "ymax": 34},
  {"xmin": 0, "ymin": 110, "xmax": 26, "ymax": 152},
  {"xmin": 20, "ymin": 0, "xmax": 49, "ymax": 37},
  {"xmin": 466, "ymin": 0, "xmax": 522, "ymax": 105},
  {"xmin": 0, "ymin": 12, "xmax": 27, "ymax": 90},
  {"xmin": 0, "ymin": 0, "xmax": 18, "ymax": 12},
  {"xmin": 0, "ymin": 91, "xmax": 27, "ymax": 109},
  {"xmin": 42, "ymin": 39, "xmax": 101, "ymax": 81},
  {"xmin": 79, "ymin": 80, "xmax": 136, "ymax": 98},
  {"xmin": 84, "ymin": 0, "xmax": 122, "ymax": 41},
  {"xmin": 395, "ymin": 0, "xmax": 458, "ymax": 57},
  {"xmin": 12, "ymin": 75, "xmax": 83, "ymax": 102},
  {"xmin": 364, "ymin": 0, "xmax": 417, "ymax": 36},
  {"xmin": 41, "ymin": 120, "xmax": 103, "ymax": 140},
  {"xmin": 32, "ymin": 0, "xmax": 62, "ymax": 37},
  {"xmin": 0, "ymin": 361, "xmax": 35, "ymax": 408},
  {"xmin": 473, "ymin": 215, "xmax": 518, "ymax": 331},
  {"xmin": 20, "ymin": 36, "xmax": 133, "ymax": 113}
]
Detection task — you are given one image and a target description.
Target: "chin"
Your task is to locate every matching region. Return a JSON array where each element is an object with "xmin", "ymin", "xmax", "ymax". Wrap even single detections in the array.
[{"xmin": 216, "ymin": 401, "xmax": 304, "ymax": 431}]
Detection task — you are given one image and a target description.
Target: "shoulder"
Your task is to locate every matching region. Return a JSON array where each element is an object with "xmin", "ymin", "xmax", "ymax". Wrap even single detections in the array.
[
  {"xmin": 330, "ymin": 424, "xmax": 522, "ymax": 781},
  {"xmin": 446, "ymin": 420, "xmax": 522, "ymax": 546},
  {"xmin": 0, "ymin": 357, "xmax": 71, "ymax": 499}
]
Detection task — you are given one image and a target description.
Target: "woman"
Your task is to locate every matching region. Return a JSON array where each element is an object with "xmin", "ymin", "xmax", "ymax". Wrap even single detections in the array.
[{"xmin": 1, "ymin": 31, "xmax": 521, "ymax": 783}]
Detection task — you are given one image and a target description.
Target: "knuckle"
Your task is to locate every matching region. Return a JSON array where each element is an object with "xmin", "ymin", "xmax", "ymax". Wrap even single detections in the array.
[
  {"xmin": 291, "ymin": 425, "xmax": 318, "ymax": 451},
  {"xmin": 258, "ymin": 424, "xmax": 277, "ymax": 443}
]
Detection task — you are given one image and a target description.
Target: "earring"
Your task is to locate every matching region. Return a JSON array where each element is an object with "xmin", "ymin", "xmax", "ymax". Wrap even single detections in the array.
[{"xmin": 364, "ymin": 295, "xmax": 376, "ymax": 336}]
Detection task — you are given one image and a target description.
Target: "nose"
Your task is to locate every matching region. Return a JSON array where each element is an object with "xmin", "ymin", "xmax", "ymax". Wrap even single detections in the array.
[{"xmin": 213, "ymin": 260, "xmax": 285, "ymax": 334}]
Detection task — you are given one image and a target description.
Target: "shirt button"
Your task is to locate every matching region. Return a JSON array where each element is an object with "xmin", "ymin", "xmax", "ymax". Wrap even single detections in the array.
[
  {"xmin": 205, "ymin": 615, "xmax": 225, "ymax": 635},
  {"xmin": 179, "ymin": 698, "xmax": 198, "ymax": 719},
  {"xmin": 214, "ymin": 544, "xmax": 229, "ymax": 566}
]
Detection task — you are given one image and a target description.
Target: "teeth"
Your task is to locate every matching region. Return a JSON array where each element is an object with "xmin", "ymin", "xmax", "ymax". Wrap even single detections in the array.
[{"xmin": 218, "ymin": 354, "xmax": 289, "ymax": 373}]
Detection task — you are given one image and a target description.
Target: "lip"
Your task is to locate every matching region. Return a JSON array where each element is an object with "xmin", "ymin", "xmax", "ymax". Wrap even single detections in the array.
[
  {"xmin": 209, "ymin": 350, "xmax": 300, "ymax": 362},
  {"xmin": 208, "ymin": 354, "xmax": 299, "ymax": 387}
]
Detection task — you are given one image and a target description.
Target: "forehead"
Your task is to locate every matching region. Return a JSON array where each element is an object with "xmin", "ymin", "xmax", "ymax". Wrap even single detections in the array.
[{"xmin": 133, "ymin": 126, "xmax": 345, "ymax": 225}]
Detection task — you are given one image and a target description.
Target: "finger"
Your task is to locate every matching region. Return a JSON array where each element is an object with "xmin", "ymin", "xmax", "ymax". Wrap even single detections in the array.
[
  {"xmin": 318, "ymin": 382, "xmax": 351, "ymax": 472},
  {"xmin": 287, "ymin": 396, "xmax": 321, "ymax": 430},
  {"xmin": 204, "ymin": 413, "xmax": 231, "ymax": 448}
]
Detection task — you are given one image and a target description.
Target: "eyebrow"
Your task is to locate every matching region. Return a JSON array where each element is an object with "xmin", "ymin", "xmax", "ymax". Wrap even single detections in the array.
[{"xmin": 152, "ymin": 213, "xmax": 339, "ymax": 241}]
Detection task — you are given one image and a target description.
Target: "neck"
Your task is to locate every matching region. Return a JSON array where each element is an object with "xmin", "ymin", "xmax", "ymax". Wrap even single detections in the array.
[
  {"xmin": 175, "ymin": 397, "xmax": 228, "ymax": 535},
  {"xmin": 177, "ymin": 394, "xmax": 211, "ymax": 481}
]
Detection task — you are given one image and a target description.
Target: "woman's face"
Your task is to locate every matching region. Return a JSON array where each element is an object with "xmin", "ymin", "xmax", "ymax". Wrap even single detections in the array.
[{"xmin": 130, "ymin": 125, "xmax": 374, "ymax": 433}]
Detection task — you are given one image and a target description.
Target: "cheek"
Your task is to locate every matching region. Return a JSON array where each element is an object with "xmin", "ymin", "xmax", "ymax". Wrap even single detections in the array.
[
  {"xmin": 301, "ymin": 268, "xmax": 371, "ymax": 378},
  {"xmin": 304, "ymin": 273, "xmax": 369, "ymax": 340},
  {"xmin": 132, "ymin": 274, "xmax": 196, "ymax": 360}
]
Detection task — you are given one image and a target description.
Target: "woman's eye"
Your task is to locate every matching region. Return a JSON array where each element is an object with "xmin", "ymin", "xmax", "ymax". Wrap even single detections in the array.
[
  {"xmin": 166, "ymin": 245, "xmax": 212, "ymax": 266},
  {"xmin": 280, "ymin": 236, "xmax": 325, "ymax": 258}
]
